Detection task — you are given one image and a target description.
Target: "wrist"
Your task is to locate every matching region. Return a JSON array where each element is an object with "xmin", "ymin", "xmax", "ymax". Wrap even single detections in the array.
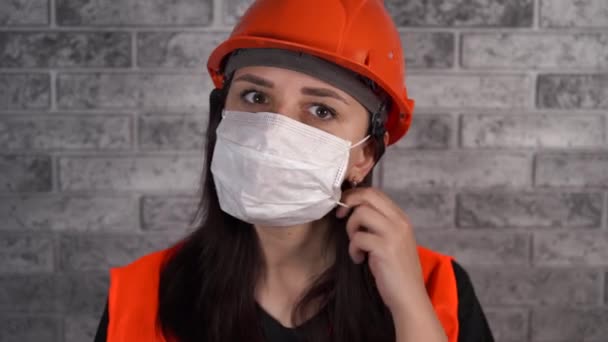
[
  {"xmin": 391, "ymin": 295, "xmax": 448, "ymax": 342},
  {"xmin": 389, "ymin": 283, "xmax": 431, "ymax": 318}
]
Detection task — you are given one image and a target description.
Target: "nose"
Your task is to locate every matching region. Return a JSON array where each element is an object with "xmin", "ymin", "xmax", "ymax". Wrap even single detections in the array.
[{"xmin": 270, "ymin": 101, "xmax": 303, "ymax": 123}]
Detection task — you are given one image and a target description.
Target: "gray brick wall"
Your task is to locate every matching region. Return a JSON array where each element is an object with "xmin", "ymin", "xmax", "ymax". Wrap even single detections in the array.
[{"xmin": 0, "ymin": 0, "xmax": 606, "ymax": 341}]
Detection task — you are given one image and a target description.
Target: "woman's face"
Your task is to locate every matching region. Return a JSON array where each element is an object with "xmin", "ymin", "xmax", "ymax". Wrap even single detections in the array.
[{"xmin": 224, "ymin": 65, "xmax": 377, "ymax": 181}]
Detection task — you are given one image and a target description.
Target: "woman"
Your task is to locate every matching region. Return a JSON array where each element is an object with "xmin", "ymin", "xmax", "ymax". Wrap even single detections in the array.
[{"xmin": 94, "ymin": 0, "xmax": 494, "ymax": 341}]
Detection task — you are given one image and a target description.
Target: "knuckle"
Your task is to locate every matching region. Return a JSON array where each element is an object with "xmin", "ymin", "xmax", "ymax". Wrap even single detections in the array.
[
  {"xmin": 361, "ymin": 187, "xmax": 374, "ymax": 197},
  {"xmin": 370, "ymin": 187, "xmax": 383, "ymax": 197}
]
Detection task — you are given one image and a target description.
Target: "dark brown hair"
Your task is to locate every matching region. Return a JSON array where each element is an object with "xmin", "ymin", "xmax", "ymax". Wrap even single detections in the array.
[{"xmin": 157, "ymin": 78, "xmax": 395, "ymax": 341}]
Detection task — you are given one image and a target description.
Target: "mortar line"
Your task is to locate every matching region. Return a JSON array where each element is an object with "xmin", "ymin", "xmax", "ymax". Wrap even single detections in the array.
[
  {"xmin": 49, "ymin": 70, "xmax": 57, "ymax": 112},
  {"xmin": 49, "ymin": 0, "xmax": 56, "ymax": 28},
  {"xmin": 529, "ymin": 70, "xmax": 539, "ymax": 110},
  {"xmin": 131, "ymin": 31, "xmax": 138, "ymax": 70},
  {"xmin": 603, "ymin": 192, "xmax": 608, "ymax": 230},
  {"xmin": 533, "ymin": 0, "xmax": 540, "ymax": 29},
  {"xmin": 456, "ymin": 112, "xmax": 463, "ymax": 149},
  {"xmin": 599, "ymin": 270, "xmax": 606, "ymax": 305},
  {"xmin": 2, "ymin": 25, "xmax": 607, "ymax": 33},
  {"xmin": 51, "ymin": 152, "xmax": 60, "ymax": 193},
  {"xmin": 453, "ymin": 29, "xmax": 461, "ymax": 70},
  {"xmin": 213, "ymin": 0, "xmax": 224, "ymax": 28},
  {"xmin": 133, "ymin": 109, "xmax": 141, "ymax": 155},
  {"xmin": 526, "ymin": 306, "xmax": 533, "ymax": 342}
]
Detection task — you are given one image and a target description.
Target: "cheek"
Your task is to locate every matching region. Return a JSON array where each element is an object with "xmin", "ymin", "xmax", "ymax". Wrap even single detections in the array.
[
  {"xmin": 223, "ymin": 91, "xmax": 243, "ymax": 111},
  {"xmin": 345, "ymin": 147, "xmax": 362, "ymax": 170},
  {"xmin": 331, "ymin": 115, "xmax": 369, "ymax": 141}
]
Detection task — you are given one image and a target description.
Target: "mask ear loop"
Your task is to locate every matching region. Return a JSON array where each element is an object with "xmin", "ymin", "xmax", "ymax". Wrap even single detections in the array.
[
  {"xmin": 335, "ymin": 133, "xmax": 371, "ymax": 208},
  {"xmin": 350, "ymin": 135, "xmax": 371, "ymax": 149},
  {"xmin": 336, "ymin": 137, "xmax": 367, "ymax": 208},
  {"xmin": 336, "ymin": 100, "xmax": 388, "ymax": 209},
  {"xmin": 336, "ymin": 202, "xmax": 349, "ymax": 208}
]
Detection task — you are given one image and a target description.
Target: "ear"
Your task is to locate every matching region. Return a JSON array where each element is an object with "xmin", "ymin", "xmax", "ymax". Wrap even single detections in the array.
[{"xmin": 350, "ymin": 132, "xmax": 389, "ymax": 182}]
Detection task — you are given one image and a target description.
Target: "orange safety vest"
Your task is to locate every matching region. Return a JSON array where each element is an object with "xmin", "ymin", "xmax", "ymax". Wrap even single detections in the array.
[{"xmin": 107, "ymin": 246, "xmax": 459, "ymax": 342}]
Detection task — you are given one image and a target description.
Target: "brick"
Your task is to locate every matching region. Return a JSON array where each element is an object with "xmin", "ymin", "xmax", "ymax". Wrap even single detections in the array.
[
  {"xmin": 416, "ymin": 232, "xmax": 530, "ymax": 266},
  {"xmin": 223, "ymin": 0, "xmax": 254, "ymax": 24},
  {"xmin": 0, "ymin": 32, "xmax": 130, "ymax": 68},
  {"xmin": 407, "ymin": 75, "xmax": 532, "ymax": 109},
  {"xmin": 538, "ymin": 74, "xmax": 608, "ymax": 109},
  {"xmin": 57, "ymin": 0, "xmax": 212, "ymax": 26},
  {"xmin": 0, "ymin": 315, "xmax": 58, "ymax": 342},
  {"xmin": 536, "ymin": 152, "xmax": 608, "ymax": 187},
  {"xmin": 469, "ymin": 268, "xmax": 600, "ymax": 306},
  {"xmin": 386, "ymin": 0, "xmax": 533, "ymax": 27},
  {"xmin": 463, "ymin": 33, "xmax": 608, "ymax": 69},
  {"xmin": 58, "ymin": 234, "xmax": 177, "ymax": 271},
  {"xmin": 532, "ymin": 308, "xmax": 608, "ymax": 341},
  {"xmin": 540, "ymin": 0, "xmax": 608, "ymax": 28},
  {"xmin": 0, "ymin": 233, "xmax": 53, "ymax": 273},
  {"xmin": 484, "ymin": 309, "xmax": 528, "ymax": 342},
  {"xmin": 64, "ymin": 314, "xmax": 99, "ymax": 342},
  {"xmin": 141, "ymin": 196, "xmax": 199, "ymax": 231},
  {"xmin": 57, "ymin": 73, "xmax": 210, "ymax": 109},
  {"xmin": 461, "ymin": 114, "xmax": 604, "ymax": 148},
  {"xmin": 393, "ymin": 114, "xmax": 452, "ymax": 149},
  {"xmin": 0, "ymin": 0, "xmax": 48, "ymax": 26},
  {"xmin": 382, "ymin": 151, "xmax": 531, "ymax": 188},
  {"xmin": 57, "ymin": 272, "xmax": 107, "ymax": 314},
  {"xmin": 401, "ymin": 32, "xmax": 454, "ymax": 69},
  {"xmin": 0, "ymin": 195, "xmax": 137, "ymax": 232},
  {"xmin": 0, "ymin": 115, "xmax": 131, "ymax": 151},
  {"xmin": 137, "ymin": 32, "xmax": 229, "ymax": 68},
  {"xmin": 0, "ymin": 275, "xmax": 55, "ymax": 312},
  {"xmin": 385, "ymin": 0, "xmax": 533, "ymax": 27},
  {"xmin": 382, "ymin": 190, "xmax": 453, "ymax": 229},
  {"xmin": 225, "ymin": 0, "xmax": 534, "ymax": 27},
  {"xmin": 0, "ymin": 74, "xmax": 49, "ymax": 109},
  {"xmin": 457, "ymin": 192, "xmax": 602, "ymax": 228},
  {"xmin": 534, "ymin": 231, "xmax": 608, "ymax": 266},
  {"xmin": 138, "ymin": 113, "xmax": 206, "ymax": 150},
  {"xmin": 0, "ymin": 155, "xmax": 52, "ymax": 192},
  {"xmin": 59, "ymin": 156, "xmax": 202, "ymax": 191}
]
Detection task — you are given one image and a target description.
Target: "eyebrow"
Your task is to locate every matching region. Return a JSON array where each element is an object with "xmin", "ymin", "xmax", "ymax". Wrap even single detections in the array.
[
  {"xmin": 234, "ymin": 74, "xmax": 274, "ymax": 88},
  {"xmin": 301, "ymin": 87, "xmax": 349, "ymax": 105},
  {"xmin": 234, "ymin": 73, "xmax": 349, "ymax": 105}
]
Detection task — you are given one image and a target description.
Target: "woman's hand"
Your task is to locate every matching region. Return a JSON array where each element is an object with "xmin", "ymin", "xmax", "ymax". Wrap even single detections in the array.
[
  {"xmin": 336, "ymin": 187, "xmax": 447, "ymax": 342},
  {"xmin": 336, "ymin": 187, "xmax": 424, "ymax": 311}
]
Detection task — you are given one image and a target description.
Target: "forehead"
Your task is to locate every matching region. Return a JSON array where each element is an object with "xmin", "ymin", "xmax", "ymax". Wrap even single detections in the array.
[{"xmin": 232, "ymin": 66, "xmax": 353, "ymax": 97}]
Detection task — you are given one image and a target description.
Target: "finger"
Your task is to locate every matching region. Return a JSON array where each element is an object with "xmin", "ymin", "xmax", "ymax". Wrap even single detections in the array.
[
  {"xmin": 337, "ymin": 188, "xmax": 406, "ymax": 222},
  {"xmin": 335, "ymin": 202, "xmax": 352, "ymax": 219},
  {"xmin": 345, "ymin": 204, "xmax": 391, "ymax": 240},
  {"xmin": 348, "ymin": 230, "xmax": 384, "ymax": 264}
]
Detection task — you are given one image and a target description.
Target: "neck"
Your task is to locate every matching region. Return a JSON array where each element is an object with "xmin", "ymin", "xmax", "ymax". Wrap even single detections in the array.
[
  {"xmin": 255, "ymin": 217, "xmax": 333, "ymax": 279},
  {"xmin": 253, "ymin": 217, "xmax": 334, "ymax": 327}
]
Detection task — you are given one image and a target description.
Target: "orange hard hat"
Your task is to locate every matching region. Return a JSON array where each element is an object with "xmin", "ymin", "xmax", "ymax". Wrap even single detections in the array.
[{"xmin": 207, "ymin": 0, "xmax": 415, "ymax": 145}]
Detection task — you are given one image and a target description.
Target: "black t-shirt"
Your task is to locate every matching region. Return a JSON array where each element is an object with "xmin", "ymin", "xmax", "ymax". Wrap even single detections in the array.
[{"xmin": 94, "ymin": 260, "xmax": 494, "ymax": 341}]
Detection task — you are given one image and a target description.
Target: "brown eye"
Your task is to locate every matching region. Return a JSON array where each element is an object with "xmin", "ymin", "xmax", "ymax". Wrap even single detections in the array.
[
  {"xmin": 241, "ymin": 90, "xmax": 268, "ymax": 105},
  {"xmin": 308, "ymin": 104, "xmax": 337, "ymax": 120}
]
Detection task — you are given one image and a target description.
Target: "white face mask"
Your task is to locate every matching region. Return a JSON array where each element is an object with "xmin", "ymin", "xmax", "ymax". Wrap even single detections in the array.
[{"xmin": 210, "ymin": 110, "xmax": 370, "ymax": 227}]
